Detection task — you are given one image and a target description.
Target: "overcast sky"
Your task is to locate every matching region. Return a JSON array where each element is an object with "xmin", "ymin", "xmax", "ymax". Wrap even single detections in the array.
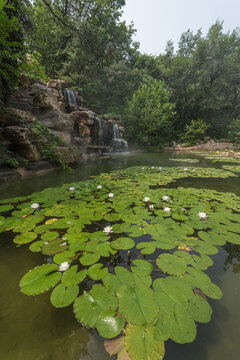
[{"xmin": 121, "ymin": 0, "xmax": 240, "ymax": 55}]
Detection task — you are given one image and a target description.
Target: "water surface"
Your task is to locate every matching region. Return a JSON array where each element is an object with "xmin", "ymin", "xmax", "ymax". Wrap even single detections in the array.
[{"xmin": 0, "ymin": 152, "xmax": 239, "ymax": 360}]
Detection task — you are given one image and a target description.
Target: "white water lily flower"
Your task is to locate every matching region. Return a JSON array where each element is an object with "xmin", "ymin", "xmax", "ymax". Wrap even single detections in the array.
[
  {"xmin": 60, "ymin": 242, "xmax": 67, "ymax": 246},
  {"xmin": 142, "ymin": 167, "xmax": 145, "ymax": 170},
  {"xmin": 198, "ymin": 212, "xmax": 208, "ymax": 220},
  {"xmin": 163, "ymin": 207, "xmax": 171, "ymax": 212},
  {"xmin": 143, "ymin": 197, "xmax": 150, "ymax": 202},
  {"xmin": 162, "ymin": 196, "xmax": 169, "ymax": 201},
  {"xmin": 44, "ymin": 241, "xmax": 48, "ymax": 245},
  {"xmin": 108, "ymin": 193, "xmax": 114, "ymax": 198},
  {"xmin": 30, "ymin": 203, "xmax": 39, "ymax": 209},
  {"xmin": 97, "ymin": 185, "xmax": 103, "ymax": 190},
  {"xmin": 62, "ymin": 237, "xmax": 67, "ymax": 240},
  {"xmin": 184, "ymin": 168, "xmax": 188, "ymax": 172},
  {"xmin": 68, "ymin": 187, "xmax": 75, "ymax": 191},
  {"xmin": 149, "ymin": 205, "xmax": 154, "ymax": 209},
  {"xmin": 58, "ymin": 262, "xmax": 69, "ymax": 272},
  {"xmin": 103, "ymin": 226, "xmax": 113, "ymax": 235},
  {"xmin": 159, "ymin": 167, "xmax": 162, "ymax": 171},
  {"xmin": 151, "ymin": 166, "xmax": 155, "ymax": 169}
]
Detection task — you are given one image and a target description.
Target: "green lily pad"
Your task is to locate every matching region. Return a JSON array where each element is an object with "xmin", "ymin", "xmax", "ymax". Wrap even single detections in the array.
[
  {"xmin": 80, "ymin": 252, "xmax": 101, "ymax": 266},
  {"xmin": 125, "ymin": 325, "xmax": 165, "ymax": 360},
  {"xmin": 170, "ymin": 303, "xmax": 197, "ymax": 344},
  {"xmin": 111, "ymin": 237, "xmax": 135, "ymax": 250},
  {"xmin": 50, "ymin": 284, "xmax": 79, "ymax": 308},
  {"xmin": 74, "ymin": 284, "xmax": 118, "ymax": 327},
  {"xmin": 13, "ymin": 232, "xmax": 37, "ymax": 245},
  {"xmin": 118, "ymin": 283, "xmax": 159, "ymax": 326},
  {"xmin": 156, "ymin": 254, "xmax": 187, "ymax": 275},
  {"xmin": 42, "ymin": 239, "xmax": 68, "ymax": 255},
  {"xmin": 131, "ymin": 259, "xmax": 153, "ymax": 276},
  {"xmin": 29, "ymin": 240, "xmax": 45, "ymax": 252},
  {"xmin": 87, "ymin": 263, "xmax": 108, "ymax": 281},
  {"xmin": 96, "ymin": 310, "xmax": 125, "ymax": 338},
  {"xmin": 20, "ymin": 264, "xmax": 61, "ymax": 295},
  {"xmin": 61, "ymin": 265, "xmax": 87, "ymax": 287}
]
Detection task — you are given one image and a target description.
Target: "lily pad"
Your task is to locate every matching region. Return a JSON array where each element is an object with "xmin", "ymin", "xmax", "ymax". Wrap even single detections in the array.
[
  {"xmin": 50, "ymin": 284, "xmax": 79, "ymax": 308},
  {"xmin": 118, "ymin": 283, "xmax": 159, "ymax": 326},
  {"xmin": 96, "ymin": 310, "xmax": 125, "ymax": 338},
  {"xmin": 156, "ymin": 254, "xmax": 187, "ymax": 276},
  {"xmin": 125, "ymin": 325, "xmax": 165, "ymax": 360},
  {"xmin": 111, "ymin": 237, "xmax": 135, "ymax": 250},
  {"xmin": 74, "ymin": 284, "xmax": 118, "ymax": 327},
  {"xmin": 20, "ymin": 264, "xmax": 61, "ymax": 295}
]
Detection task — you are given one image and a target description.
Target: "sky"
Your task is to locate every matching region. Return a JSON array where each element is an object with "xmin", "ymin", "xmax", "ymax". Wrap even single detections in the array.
[{"xmin": 121, "ymin": 0, "xmax": 240, "ymax": 55}]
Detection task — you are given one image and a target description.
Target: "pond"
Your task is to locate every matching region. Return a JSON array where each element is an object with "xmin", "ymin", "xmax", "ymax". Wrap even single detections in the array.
[{"xmin": 0, "ymin": 152, "xmax": 240, "ymax": 360}]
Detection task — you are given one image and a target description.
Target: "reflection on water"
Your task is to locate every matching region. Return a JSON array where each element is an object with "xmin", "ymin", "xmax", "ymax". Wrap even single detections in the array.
[
  {"xmin": 223, "ymin": 243, "xmax": 240, "ymax": 273},
  {"xmin": 0, "ymin": 152, "xmax": 240, "ymax": 360}
]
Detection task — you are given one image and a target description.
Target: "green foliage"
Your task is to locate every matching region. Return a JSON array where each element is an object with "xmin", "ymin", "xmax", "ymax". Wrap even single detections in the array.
[
  {"xmin": 228, "ymin": 118, "xmax": 240, "ymax": 143},
  {"xmin": 5, "ymin": 157, "xmax": 19, "ymax": 168},
  {"xmin": 31, "ymin": 121, "xmax": 69, "ymax": 169},
  {"xmin": 19, "ymin": 51, "xmax": 49, "ymax": 82},
  {"xmin": 125, "ymin": 77, "xmax": 176, "ymax": 147},
  {"xmin": 0, "ymin": 0, "xmax": 26, "ymax": 102},
  {"xmin": 180, "ymin": 119, "xmax": 209, "ymax": 145}
]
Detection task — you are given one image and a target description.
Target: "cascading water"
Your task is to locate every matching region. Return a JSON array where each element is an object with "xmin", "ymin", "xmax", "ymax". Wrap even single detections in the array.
[
  {"xmin": 113, "ymin": 123, "xmax": 120, "ymax": 139},
  {"xmin": 111, "ymin": 123, "xmax": 128, "ymax": 152},
  {"xmin": 62, "ymin": 89, "xmax": 77, "ymax": 112},
  {"xmin": 66, "ymin": 89, "xmax": 77, "ymax": 106}
]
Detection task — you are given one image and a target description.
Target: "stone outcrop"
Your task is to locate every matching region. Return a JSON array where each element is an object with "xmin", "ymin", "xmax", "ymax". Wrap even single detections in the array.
[{"xmin": 0, "ymin": 78, "xmax": 128, "ymax": 179}]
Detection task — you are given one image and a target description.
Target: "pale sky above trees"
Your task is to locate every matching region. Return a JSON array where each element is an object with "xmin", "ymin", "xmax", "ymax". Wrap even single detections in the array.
[{"xmin": 122, "ymin": 0, "xmax": 240, "ymax": 54}]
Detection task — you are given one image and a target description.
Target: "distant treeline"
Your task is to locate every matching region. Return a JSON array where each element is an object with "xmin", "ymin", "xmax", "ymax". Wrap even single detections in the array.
[{"xmin": 1, "ymin": 0, "xmax": 240, "ymax": 146}]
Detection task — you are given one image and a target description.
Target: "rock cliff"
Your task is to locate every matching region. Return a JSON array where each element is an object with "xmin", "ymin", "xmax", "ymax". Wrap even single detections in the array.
[{"xmin": 0, "ymin": 79, "xmax": 127, "ymax": 180}]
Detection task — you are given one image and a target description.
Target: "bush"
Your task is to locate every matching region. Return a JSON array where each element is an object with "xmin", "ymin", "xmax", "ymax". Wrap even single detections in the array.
[
  {"xmin": 228, "ymin": 119, "xmax": 240, "ymax": 143},
  {"xmin": 180, "ymin": 119, "xmax": 209, "ymax": 146},
  {"xmin": 124, "ymin": 76, "xmax": 176, "ymax": 147}
]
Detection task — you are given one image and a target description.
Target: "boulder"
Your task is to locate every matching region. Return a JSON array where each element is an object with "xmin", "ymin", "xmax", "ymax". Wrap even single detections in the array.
[
  {"xmin": 3, "ymin": 126, "xmax": 41, "ymax": 161},
  {"xmin": 47, "ymin": 79, "xmax": 68, "ymax": 90},
  {"xmin": 57, "ymin": 145, "xmax": 83, "ymax": 164},
  {"xmin": 3, "ymin": 126, "xmax": 33, "ymax": 145},
  {"xmin": 10, "ymin": 83, "xmax": 62, "ymax": 112},
  {"xmin": 78, "ymin": 124, "xmax": 91, "ymax": 138},
  {"xmin": 51, "ymin": 130, "xmax": 71, "ymax": 145},
  {"xmin": 0, "ymin": 107, "xmax": 36, "ymax": 126},
  {"xmin": 19, "ymin": 144, "xmax": 41, "ymax": 161},
  {"xmin": 37, "ymin": 109, "xmax": 72, "ymax": 131}
]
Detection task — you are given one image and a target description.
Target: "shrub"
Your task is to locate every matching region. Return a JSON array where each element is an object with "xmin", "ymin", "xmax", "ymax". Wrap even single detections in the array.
[{"xmin": 180, "ymin": 119, "xmax": 209, "ymax": 146}]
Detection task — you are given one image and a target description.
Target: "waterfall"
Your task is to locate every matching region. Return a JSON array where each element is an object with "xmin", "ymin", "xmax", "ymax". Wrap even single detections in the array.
[
  {"xmin": 65, "ymin": 89, "xmax": 77, "ymax": 106},
  {"xmin": 113, "ymin": 123, "xmax": 120, "ymax": 139},
  {"xmin": 111, "ymin": 123, "xmax": 128, "ymax": 152}
]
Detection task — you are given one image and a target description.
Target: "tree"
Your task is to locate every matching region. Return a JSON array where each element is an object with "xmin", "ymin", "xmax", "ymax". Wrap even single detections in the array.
[
  {"xmin": 125, "ymin": 77, "xmax": 175, "ymax": 147},
  {"xmin": 0, "ymin": 0, "xmax": 26, "ymax": 102}
]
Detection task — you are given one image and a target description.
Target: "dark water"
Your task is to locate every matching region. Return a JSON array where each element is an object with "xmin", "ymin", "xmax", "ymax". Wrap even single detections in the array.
[{"xmin": 0, "ymin": 152, "xmax": 240, "ymax": 360}]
